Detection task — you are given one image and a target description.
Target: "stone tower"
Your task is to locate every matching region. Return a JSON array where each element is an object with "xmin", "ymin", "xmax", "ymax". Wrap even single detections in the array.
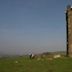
[{"xmin": 66, "ymin": 5, "xmax": 72, "ymax": 57}]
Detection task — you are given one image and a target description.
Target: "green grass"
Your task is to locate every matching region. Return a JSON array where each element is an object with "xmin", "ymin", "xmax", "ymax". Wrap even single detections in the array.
[{"xmin": 0, "ymin": 56, "xmax": 72, "ymax": 72}]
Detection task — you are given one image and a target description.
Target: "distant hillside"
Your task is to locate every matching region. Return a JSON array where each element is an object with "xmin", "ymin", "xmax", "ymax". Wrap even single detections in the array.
[{"xmin": 41, "ymin": 51, "xmax": 66, "ymax": 56}]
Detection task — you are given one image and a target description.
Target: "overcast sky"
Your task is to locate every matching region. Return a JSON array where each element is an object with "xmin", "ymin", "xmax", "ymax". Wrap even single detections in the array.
[{"xmin": 0, "ymin": 0, "xmax": 69, "ymax": 55}]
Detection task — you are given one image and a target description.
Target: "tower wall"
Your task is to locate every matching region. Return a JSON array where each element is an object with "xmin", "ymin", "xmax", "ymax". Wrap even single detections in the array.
[{"xmin": 66, "ymin": 6, "xmax": 72, "ymax": 57}]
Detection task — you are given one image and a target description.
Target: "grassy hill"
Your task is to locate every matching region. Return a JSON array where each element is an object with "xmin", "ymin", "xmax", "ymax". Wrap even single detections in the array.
[{"xmin": 0, "ymin": 56, "xmax": 72, "ymax": 72}]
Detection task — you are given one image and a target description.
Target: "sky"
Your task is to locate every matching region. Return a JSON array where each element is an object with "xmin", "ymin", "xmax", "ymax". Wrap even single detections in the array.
[{"xmin": 0, "ymin": 0, "xmax": 69, "ymax": 55}]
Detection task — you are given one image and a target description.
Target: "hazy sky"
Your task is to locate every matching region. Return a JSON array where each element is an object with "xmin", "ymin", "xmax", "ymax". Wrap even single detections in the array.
[{"xmin": 0, "ymin": 0, "xmax": 69, "ymax": 55}]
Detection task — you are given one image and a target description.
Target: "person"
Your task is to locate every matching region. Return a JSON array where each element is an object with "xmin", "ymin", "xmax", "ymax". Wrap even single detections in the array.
[{"xmin": 29, "ymin": 54, "xmax": 35, "ymax": 59}]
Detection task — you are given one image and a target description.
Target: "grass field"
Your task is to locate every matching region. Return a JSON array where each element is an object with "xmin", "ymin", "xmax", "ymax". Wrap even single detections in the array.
[{"xmin": 0, "ymin": 56, "xmax": 72, "ymax": 72}]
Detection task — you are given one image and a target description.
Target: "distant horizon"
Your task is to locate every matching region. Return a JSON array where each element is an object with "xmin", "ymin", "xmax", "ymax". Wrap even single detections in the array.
[{"xmin": 0, "ymin": 50, "xmax": 66, "ymax": 56}]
